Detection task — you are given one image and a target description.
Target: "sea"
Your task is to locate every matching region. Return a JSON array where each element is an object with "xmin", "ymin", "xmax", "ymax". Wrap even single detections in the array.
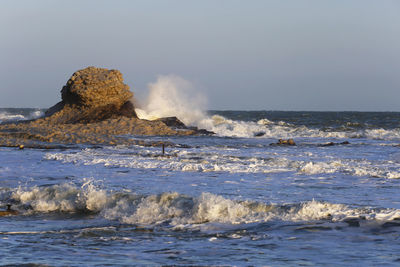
[{"xmin": 1, "ymin": 108, "xmax": 400, "ymax": 266}]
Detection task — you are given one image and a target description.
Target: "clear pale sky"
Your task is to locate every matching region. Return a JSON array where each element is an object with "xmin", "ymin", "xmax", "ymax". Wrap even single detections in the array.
[{"xmin": 1, "ymin": 0, "xmax": 399, "ymax": 111}]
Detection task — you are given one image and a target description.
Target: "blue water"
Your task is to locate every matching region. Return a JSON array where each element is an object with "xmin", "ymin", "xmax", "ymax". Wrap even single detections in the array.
[{"xmin": 1, "ymin": 109, "xmax": 400, "ymax": 266}]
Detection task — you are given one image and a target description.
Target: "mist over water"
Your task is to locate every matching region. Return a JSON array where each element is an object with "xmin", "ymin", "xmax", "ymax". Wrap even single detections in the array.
[{"xmin": 135, "ymin": 75, "xmax": 207, "ymax": 126}]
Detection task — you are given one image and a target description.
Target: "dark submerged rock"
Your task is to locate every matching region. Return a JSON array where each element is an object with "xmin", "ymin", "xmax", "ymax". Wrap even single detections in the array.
[
  {"xmin": 271, "ymin": 139, "xmax": 296, "ymax": 146},
  {"xmin": 319, "ymin": 141, "xmax": 350, "ymax": 147},
  {"xmin": 191, "ymin": 128, "xmax": 215, "ymax": 135},
  {"xmin": 382, "ymin": 218, "xmax": 400, "ymax": 228},
  {"xmin": 156, "ymin": 117, "xmax": 187, "ymax": 129},
  {"xmin": 254, "ymin": 132, "xmax": 266, "ymax": 137},
  {"xmin": 155, "ymin": 117, "xmax": 215, "ymax": 135},
  {"xmin": 343, "ymin": 216, "xmax": 365, "ymax": 227}
]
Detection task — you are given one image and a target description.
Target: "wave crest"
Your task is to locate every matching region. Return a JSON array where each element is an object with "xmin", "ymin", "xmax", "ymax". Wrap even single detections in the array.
[
  {"xmin": 5, "ymin": 183, "xmax": 400, "ymax": 227},
  {"xmin": 0, "ymin": 110, "xmax": 43, "ymax": 123}
]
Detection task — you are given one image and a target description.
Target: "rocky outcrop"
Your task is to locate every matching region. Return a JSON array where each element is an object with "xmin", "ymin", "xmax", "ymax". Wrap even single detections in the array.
[
  {"xmin": 156, "ymin": 117, "xmax": 187, "ymax": 129},
  {"xmin": 45, "ymin": 67, "xmax": 137, "ymax": 123},
  {"xmin": 155, "ymin": 117, "xmax": 215, "ymax": 135},
  {"xmin": 0, "ymin": 66, "xmax": 208, "ymax": 147},
  {"xmin": 0, "ymin": 116, "xmax": 187, "ymax": 147}
]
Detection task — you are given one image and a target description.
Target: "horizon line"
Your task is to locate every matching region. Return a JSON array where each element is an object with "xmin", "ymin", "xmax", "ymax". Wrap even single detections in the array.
[{"xmin": 1, "ymin": 107, "xmax": 400, "ymax": 113}]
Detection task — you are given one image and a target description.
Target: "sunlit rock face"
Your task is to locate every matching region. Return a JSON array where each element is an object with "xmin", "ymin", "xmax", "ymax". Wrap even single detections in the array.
[
  {"xmin": 45, "ymin": 66, "xmax": 137, "ymax": 123},
  {"xmin": 0, "ymin": 67, "xmax": 202, "ymax": 147}
]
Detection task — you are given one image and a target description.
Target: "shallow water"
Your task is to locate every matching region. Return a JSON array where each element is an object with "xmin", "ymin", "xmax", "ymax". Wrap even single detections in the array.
[{"xmin": 1, "ymin": 109, "xmax": 400, "ymax": 266}]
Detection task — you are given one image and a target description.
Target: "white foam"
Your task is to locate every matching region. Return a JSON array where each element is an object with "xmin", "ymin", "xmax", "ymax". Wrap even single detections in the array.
[
  {"xmin": 200, "ymin": 115, "xmax": 400, "ymax": 140},
  {"xmin": 299, "ymin": 161, "xmax": 342, "ymax": 175},
  {"xmin": 29, "ymin": 110, "xmax": 43, "ymax": 119},
  {"xmin": 44, "ymin": 147, "xmax": 400, "ymax": 179},
  {"xmin": 297, "ymin": 159, "xmax": 400, "ymax": 179},
  {"xmin": 135, "ymin": 75, "xmax": 207, "ymax": 126},
  {"xmin": 257, "ymin": 118, "xmax": 273, "ymax": 125},
  {"xmin": 11, "ymin": 181, "xmax": 107, "ymax": 213},
  {"xmin": 0, "ymin": 110, "xmax": 43, "ymax": 123},
  {"xmin": 8, "ymin": 183, "xmax": 400, "ymax": 226},
  {"xmin": 44, "ymin": 147, "xmax": 294, "ymax": 174},
  {"xmin": 0, "ymin": 113, "xmax": 25, "ymax": 122},
  {"xmin": 364, "ymin": 128, "xmax": 400, "ymax": 140}
]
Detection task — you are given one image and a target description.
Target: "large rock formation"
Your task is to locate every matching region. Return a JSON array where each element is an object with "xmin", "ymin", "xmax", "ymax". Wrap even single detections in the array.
[
  {"xmin": 45, "ymin": 67, "xmax": 137, "ymax": 123},
  {"xmin": 0, "ymin": 66, "xmax": 207, "ymax": 147}
]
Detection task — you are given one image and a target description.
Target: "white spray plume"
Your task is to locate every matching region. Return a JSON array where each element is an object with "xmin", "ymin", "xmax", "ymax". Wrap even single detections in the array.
[{"xmin": 135, "ymin": 75, "xmax": 207, "ymax": 126}]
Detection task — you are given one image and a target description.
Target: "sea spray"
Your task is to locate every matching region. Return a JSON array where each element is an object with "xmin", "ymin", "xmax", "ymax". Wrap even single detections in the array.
[
  {"xmin": 133, "ymin": 78, "xmax": 400, "ymax": 139},
  {"xmin": 132, "ymin": 75, "xmax": 294, "ymax": 137},
  {"xmin": 135, "ymin": 75, "xmax": 207, "ymax": 126}
]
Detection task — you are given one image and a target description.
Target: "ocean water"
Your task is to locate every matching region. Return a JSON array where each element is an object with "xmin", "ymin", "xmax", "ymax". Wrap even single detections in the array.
[{"xmin": 1, "ymin": 108, "xmax": 400, "ymax": 266}]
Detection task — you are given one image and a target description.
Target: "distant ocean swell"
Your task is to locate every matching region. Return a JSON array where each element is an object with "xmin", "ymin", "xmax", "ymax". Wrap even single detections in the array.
[
  {"xmin": 198, "ymin": 114, "xmax": 400, "ymax": 140},
  {"xmin": 0, "ymin": 109, "xmax": 43, "ymax": 123},
  {"xmin": 1, "ymin": 108, "xmax": 400, "ymax": 141}
]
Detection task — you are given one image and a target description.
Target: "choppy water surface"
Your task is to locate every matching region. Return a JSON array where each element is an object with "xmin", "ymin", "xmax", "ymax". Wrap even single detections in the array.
[{"xmin": 1, "ymin": 109, "xmax": 400, "ymax": 266}]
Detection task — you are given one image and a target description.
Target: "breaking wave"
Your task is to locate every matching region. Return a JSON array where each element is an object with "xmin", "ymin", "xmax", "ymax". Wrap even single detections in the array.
[
  {"xmin": 0, "ymin": 109, "xmax": 43, "ymax": 123},
  {"xmin": 132, "ymin": 76, "xmax": 400, "ymax": 140},
  {"xmin": 132, "ymin": 76, "xmax": 399, "ymax": 140},
  {"xmin": 134, "ymin": 75, "xmax": 207, "ymax": 126},
  {"xmin": 44, "ymin": 147, "xmax": 400, "ymax": 179},
  {"xmin": 197, "ymin": 115, "xmax": 400, "ymax": 140},
  {"xmin": 3, "ymin": 183, "xmax": 400, "ymax": 227}
]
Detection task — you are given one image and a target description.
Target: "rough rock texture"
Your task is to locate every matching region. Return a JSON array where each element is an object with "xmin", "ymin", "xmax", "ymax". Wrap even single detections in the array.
[
  {"xmin": 0, "ymin": 116, "xmax": 189, "ymax": 147},
  {"xmin": 45, "ymin": 66, "xmax": 137, "ymax": 123},
  {"xmin": 155, "ymin": 117, "xmax": 215, "ymax": 135},
  {"xmin": 156, "ymin": 117, "xmax": 187, "ymax": 129},
  {"xmin": 62, "ymin": 67, "xmax": 131, "ymax": 107},
  {"xmin": 0, "ymin": 67, "xmax": 200, "ymax": 147}
]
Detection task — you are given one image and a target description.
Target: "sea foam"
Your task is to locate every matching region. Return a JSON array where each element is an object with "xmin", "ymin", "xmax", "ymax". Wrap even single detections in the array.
[
  {"xmin": 7, "ymin": 183, "xmax": 400, "ymax": 227},
  {"xmin": 44, "ymin": 146, "xmax": 400, "ymax": 179},
  {"xmin": 0, "ymin": 110, "xmax": 43, "ymax": 123}
]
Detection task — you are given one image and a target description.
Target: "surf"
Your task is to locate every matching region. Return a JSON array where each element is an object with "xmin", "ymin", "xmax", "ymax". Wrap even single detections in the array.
[{"xmin": 4, "ymin": 183, "xmax": 400, "ymax": 229}]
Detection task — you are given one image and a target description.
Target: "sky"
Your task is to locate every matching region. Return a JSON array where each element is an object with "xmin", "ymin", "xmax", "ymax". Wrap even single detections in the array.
[{"xmin": 1, "ymin": 0, "xmax": 399, "ymax": 111}]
